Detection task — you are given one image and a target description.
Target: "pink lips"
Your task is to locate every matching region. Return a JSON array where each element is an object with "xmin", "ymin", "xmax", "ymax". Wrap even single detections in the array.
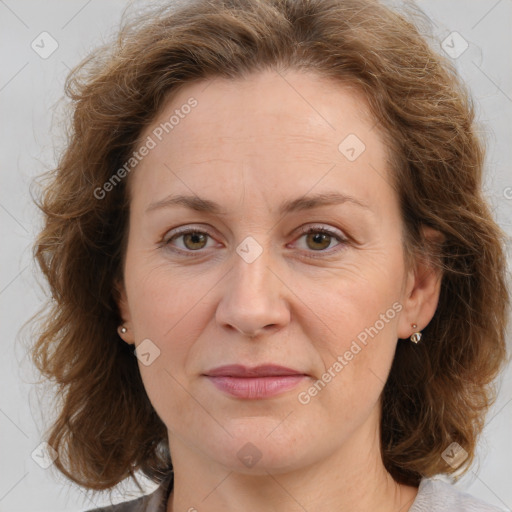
[{"xmin": 203, "ymin": 364, "xmax": 307, "ymax": 399}]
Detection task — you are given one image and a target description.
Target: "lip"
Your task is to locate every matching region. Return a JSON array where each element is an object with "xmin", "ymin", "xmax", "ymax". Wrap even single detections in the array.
[
  {"xmin": 204, "ymin": 364, "xmax": 305, "ymax": 378},
  {"xmin": 203, "ymin": 365, "xmax": 308, "ymax": 399}
]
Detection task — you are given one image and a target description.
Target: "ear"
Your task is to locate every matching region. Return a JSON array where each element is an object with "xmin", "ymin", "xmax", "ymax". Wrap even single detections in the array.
[
  {"xmin": 397, "ymin": 226, "xmax": 444, "ymax": 340},
  {"xmin": 114, "ymin": 278, "xmax": 135, "ymax": 345}
]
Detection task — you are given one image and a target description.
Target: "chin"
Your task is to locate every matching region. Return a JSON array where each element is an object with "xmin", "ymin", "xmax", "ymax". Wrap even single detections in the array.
[{"xmin": 199, "ymin": 416, "xmax": 318, "ymax": 474}]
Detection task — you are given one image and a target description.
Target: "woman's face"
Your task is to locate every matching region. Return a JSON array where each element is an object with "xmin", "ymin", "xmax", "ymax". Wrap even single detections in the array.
[{"xmin": 118, "ymin": 69, "xmax": 440, "ymax": 474}]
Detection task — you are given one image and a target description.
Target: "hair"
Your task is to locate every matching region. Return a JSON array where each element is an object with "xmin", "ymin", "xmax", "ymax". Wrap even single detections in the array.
[{"xmin": 32, "ymin": 0, "xmax": 509, "ymax": 492}]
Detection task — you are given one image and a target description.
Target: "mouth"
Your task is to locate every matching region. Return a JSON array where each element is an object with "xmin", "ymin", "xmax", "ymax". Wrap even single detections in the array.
[{"xmin": 202, "ymin": 364, "xmax": 309, "ymax": 399}]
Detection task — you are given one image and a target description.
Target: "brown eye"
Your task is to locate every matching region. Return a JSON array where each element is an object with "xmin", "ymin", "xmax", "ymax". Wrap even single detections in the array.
[
  {"xmin": 292, "ymin": 225, "xmax": 348, "ymax": 258},
  {"xmin": 165, "ymin": 229, "xmax": 214, "ymax": 253},
  {"xmin": 181, "ymin": 232, "xmax": 209, "ymax": 250},
  {"xmin": 304, "ymin": 231, "xmax": 333, "ymax": 251}
]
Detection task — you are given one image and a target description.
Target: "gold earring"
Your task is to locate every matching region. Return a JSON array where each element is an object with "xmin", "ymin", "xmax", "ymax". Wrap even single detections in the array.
[
  {"xmin": 118, "ymin": 325, "xmax": 127, "ymax": 335},
  {"xmin": 410, "ymin": 323, "xmax": 422, "ymax": 344}
]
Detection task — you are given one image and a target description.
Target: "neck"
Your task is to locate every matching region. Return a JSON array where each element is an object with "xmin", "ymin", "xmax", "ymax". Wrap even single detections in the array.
[{"xmin": 165, "ymin": 410, "xmax": 419, "ymax": 512}]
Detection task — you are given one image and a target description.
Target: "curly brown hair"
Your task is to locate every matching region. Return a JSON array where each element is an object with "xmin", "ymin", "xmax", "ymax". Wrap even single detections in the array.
[{"xmin": 32, "ymin": 0, "xmax": 509, "ymax": 492}]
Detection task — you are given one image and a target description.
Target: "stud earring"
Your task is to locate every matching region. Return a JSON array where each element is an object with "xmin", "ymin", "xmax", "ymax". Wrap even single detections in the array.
[
  {"xmin": 118, "ymin": 325, "xmax": 127, "ymax": 335},
  {"xmin": 410, "ymin": 323, "xmax": 422, "ymax": 344}
]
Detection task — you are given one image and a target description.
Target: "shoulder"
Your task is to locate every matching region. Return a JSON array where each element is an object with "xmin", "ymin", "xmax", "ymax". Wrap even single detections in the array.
[
  {"xmin": 85, "ymin": 494, "xmax": 148, "ymax": 512},
  {"xmin": 84, "ymin": 473, "xmax": 173, "ymax": 512},
  {"xmin": 410, "ymin": 477, "xmax": 507, "ymax": 512}
]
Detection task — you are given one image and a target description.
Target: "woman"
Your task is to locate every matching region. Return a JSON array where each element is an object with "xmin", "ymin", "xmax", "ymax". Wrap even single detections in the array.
[{"xmin": 32, "ymin": 0, "xmax": 509, "ymax": 511}]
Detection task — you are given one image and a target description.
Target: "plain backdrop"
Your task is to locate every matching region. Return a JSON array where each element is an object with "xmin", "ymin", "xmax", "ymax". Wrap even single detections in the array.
[{"xmin": 1, "ymin": 0, "xmax": 511, "ymax": 511}]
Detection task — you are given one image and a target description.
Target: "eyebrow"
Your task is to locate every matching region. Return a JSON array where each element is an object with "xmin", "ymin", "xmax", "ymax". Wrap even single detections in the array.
[{"xmin": 145, "ymin": 191, "xmax": 371, "ymax": 216}]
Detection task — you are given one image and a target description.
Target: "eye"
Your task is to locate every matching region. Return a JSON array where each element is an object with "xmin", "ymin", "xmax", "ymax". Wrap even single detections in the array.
[
  {"xmin": 163, "ymin": 227, "xmax": 217, "ymax": 254},
  {"xmin": 292, "ymin": 225, "xmax": 348, "ymax": 257},
  {"xmin": 162, "ymin": 224, "xmax": 348, "ymax": 258}
]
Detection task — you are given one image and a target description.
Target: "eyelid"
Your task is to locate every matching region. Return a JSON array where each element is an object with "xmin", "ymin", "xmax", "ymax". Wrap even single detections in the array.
[
  {"xmin": 162, "ymin": 224, "xmax": 215, "ymax": 242},
  {"xmin": 293, "ymin": 223, "xmax": 347, "ymax": 240}
]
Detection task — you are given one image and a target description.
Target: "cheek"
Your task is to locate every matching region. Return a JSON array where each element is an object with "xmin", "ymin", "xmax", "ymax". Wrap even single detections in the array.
[
  {"xmin": 298, "ymin": 259, "xmax": 404, "ymax": 408},
  {"xmin": 316, "ymin": 288, "xmax": 400, "ymax": 382},
  {"xmin": 296, "ymin": 301, "xmax": 400, "ymax": 433},
  {"xmin": 126, "ymin": 257, "xmax": 210, "ymax": 342},
  {"xmin": 297, "ymin": 252, "xmax": 404, "ymax": 348},
  {"xmin": 128, "ymin": 267, "xmax": 201, "ymax": 422},
  {"xmin": 124, "ymin": 259, "xmax": 217, "ymax": 404}
]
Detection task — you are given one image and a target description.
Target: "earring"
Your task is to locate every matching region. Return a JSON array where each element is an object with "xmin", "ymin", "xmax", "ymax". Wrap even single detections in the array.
[
  {"xmin": 410, "ymin": 323, "xmax": 422, "ymax": 344},
  {"xmin": 118, "ymin": 325, "xmax": 127, "ymax": 335}
]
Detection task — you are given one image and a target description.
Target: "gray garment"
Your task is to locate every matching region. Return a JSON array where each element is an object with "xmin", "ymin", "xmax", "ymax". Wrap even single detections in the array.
[
  {"xmin": 409, "ymin": 478, "xmax": 507, "ymax": 512},
  {"xmin": 87, "ymin": 474, "xmax": 173, "ymax": 512},
  {"xmin": 87, "ymin": 475, "xmax": 508, "ymax": 512}
]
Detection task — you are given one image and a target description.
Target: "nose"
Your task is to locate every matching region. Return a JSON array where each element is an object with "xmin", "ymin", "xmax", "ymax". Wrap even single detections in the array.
[{"xmin": 215, "ymin": 239, "xmax": 290, "ymax": 339}]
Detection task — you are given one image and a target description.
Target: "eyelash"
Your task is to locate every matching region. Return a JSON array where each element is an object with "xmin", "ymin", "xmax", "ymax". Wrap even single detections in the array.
[{"xmin": 162, "ymin": 224, "xmax": 348, "ymax": 259}]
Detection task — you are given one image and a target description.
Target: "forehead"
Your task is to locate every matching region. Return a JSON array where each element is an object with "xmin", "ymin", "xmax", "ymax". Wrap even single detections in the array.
[
  {"xmin": 130, "ymin": 69, "xmax": 394, "ymax": 213},
  {"xmin": 144, "ymin": 69, "xmax": 376, "ymax": 151}
]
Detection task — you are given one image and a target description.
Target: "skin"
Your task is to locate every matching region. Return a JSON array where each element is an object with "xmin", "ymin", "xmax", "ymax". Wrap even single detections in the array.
[{"xmin": 117, "ymin": 69, "xmax": 443, "ymax": 512}]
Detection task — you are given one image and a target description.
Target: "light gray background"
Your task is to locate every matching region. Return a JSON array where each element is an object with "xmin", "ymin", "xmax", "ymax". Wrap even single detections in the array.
[{"xmin": 1, "ymin": 1, "xmax": 511, "ymax": 511}]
